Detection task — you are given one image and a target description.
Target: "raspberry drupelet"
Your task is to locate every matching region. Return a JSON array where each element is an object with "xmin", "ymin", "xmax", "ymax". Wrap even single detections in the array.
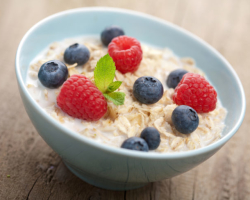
[
  {"xmin": 173, "ymin": 73, "xmax": 217, "ymax": 113},
  {"xmin": 108, "ymin": 36, "xmax": 143, "ymax": 74},
  {"xmin": 57, "ymin": 74, "xmax": 107, "ymax": 121}
]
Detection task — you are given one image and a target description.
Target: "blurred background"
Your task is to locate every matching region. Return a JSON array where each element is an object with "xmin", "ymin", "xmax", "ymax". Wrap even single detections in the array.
[{"xmin": 1, "ymin": 0, "xmax": 249, "ymax": 199}]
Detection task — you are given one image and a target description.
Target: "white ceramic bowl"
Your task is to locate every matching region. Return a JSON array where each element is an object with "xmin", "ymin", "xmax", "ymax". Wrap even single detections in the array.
[{"xmin": 15, "ymin": 7, "xmax": 246, "ymax": 190}]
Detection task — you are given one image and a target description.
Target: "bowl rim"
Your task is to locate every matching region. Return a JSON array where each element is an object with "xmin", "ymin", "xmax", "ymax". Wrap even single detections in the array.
[{"xmin": 15, "ymin": 7, "xmax": 246, "ymax": 159}]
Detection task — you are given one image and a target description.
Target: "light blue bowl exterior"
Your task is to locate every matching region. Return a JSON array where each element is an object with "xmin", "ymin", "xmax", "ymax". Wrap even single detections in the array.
[{"xmin": 15, "ymin": 8, "xmax": 246, "ymax": 190}]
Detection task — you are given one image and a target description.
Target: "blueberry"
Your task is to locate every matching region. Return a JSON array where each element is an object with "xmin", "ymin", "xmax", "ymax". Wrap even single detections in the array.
[
  {"xmin": 171, "ymin": 105, "xmax": 199, "ymax": 134},
  {"xmin": 101, "ymin": 26, "xmax": 125, "ymax": 46},
  {"xmin": 166, "ymin": 69, "xmax": 188, "ymax": 89},
  {"xmin": 38, "ymin": 60, "xmax": 68, "ymax": 89},
  {"xmin": 133, "ymin": 76, "xmax": 163, "ymax": 104},
  {"xmin": 64, "ymin": 43, "xmax": 90, "ymax": 65},
  {"xmin": 140, "ymin": 127, "xmax": 161, "ymax": 150},
  {"xmin": 121, "ymin": 137, "xmax": 149, "ymax": 152}
]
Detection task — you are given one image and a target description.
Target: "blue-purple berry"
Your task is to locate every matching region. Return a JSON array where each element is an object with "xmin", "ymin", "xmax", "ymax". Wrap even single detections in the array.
[
  {"xmin": 166, "ymin": 69, "xmax": 188, "ymax": 89},
  {"xmin": 101, "ymin": 26, "xmax": 125, "ymax": 46},
  {"xmin": 133, "ymin": 76, "xmax": 163, "ymax": 104},
  {"xmin": 140, "ymin": 127, "xmax": 161, "ymax": 150},
  {"xmin": 64, "ymin": 43, "xmax": 90, "ymax": 65},
  {"xmin": 38, "ymin": 60, "xmax": 68, "ymax": 89},
  {"xmin": 121, "ymin": 137, "xmax": 149, "ymax": 152},
  {"xmin": 171, "ymin": 105, "xmax": 199, "ymax": 134}
]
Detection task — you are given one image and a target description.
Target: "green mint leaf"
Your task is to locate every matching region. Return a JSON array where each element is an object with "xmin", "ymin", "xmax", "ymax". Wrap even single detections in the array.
[
  {"xmin": 106, "ymin": 81, "xmax": 122, "ymax": 93},
  {"xmin": 103, "ymin": 92, "xmax": 125, "ymax": 105},
  {"xmin": 94, "ymin": 54, "xmax": 125, "ymax": 106},
  {"xmin": 94, "ymin": 54, "xmax": 116, "ymax": 93}
]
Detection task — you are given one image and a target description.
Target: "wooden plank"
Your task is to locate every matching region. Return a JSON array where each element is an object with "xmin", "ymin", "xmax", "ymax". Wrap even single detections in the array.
[{"xmin": 0, "ymin": 0, "xmax": 249, "ymax": 199}]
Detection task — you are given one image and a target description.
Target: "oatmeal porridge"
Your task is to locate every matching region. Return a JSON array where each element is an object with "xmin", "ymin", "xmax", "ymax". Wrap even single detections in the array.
[{"xmin": 26, "ymin": 34, "xmax": 227, "ymax": 153}]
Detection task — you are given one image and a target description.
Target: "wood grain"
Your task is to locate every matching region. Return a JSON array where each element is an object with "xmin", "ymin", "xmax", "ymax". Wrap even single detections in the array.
[{"xmin": 0, "ymin": 0, "xmax": 249, "ymax": 199}]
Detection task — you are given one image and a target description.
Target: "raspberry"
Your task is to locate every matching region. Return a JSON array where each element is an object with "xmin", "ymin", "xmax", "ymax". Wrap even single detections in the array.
[
  {"xmin": 173, "ymin": 73, "xmax": 217, "ymax": 113},
  {"xmin": 57, "ymin": 74, "xmax": 107, "ymax": 121},
  {"xmin": 108, "ymin": 36, "xmax": 143, "ymax": 74}
]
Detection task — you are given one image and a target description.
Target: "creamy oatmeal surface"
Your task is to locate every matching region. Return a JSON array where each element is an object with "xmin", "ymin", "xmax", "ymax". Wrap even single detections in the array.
[{"xmin": 26, "ymin": 36, "xmax": 227, "ymax": 153}]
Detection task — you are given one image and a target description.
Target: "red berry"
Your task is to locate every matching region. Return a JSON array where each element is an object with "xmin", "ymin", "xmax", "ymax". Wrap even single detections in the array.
[
  {"xmin": 173, "ymin": 73, "xmax": 217, "ymax": 113},
  {"xmin": 57, "ymin": 74, "xmax": 107, "ymax": 121},
  {"xmin": 108, "ymin": 36, "xmax": 143, "ymax": 74}
]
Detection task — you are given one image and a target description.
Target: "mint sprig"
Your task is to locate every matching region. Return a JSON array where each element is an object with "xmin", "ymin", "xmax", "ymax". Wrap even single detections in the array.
[
  {"xmin": 103, "ymin": 92, "xmax": 125, "ymax": 105},
  {"xmin": 106, "ymin": 81, "xmax": 122, "ymax": 93},
  {"xmin": 94, "ymin": 54, "xmax": 125, "ymax": 105}
]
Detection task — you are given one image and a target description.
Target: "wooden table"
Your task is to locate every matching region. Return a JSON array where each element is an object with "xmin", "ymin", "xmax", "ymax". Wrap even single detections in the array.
[{"xmin": 1, "ymin": 0, "xmax": 249, "ymax": 199}]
